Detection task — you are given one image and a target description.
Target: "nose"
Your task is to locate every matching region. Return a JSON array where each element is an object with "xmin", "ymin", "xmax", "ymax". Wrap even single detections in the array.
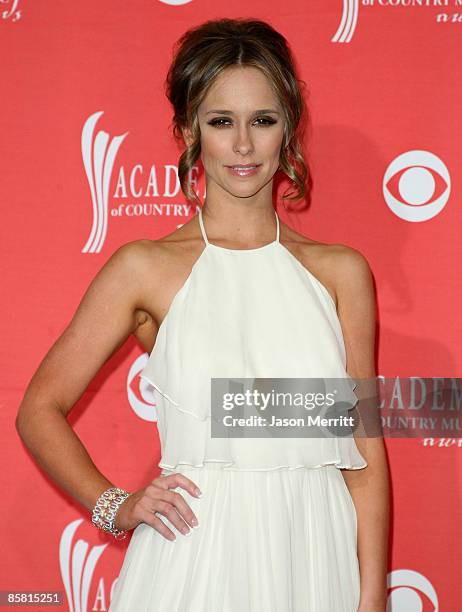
[{"xmin": 233, "ymin": 125, "xmax": 254, "ymax": 156}]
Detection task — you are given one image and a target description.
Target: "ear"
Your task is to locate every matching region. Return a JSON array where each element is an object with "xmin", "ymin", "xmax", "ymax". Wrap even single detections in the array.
[{"xmin": 181, "ymin": 126, "xmax": 194, "ymax": 148}]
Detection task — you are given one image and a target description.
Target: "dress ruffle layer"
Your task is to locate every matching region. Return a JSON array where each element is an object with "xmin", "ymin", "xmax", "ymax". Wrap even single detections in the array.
[{"xmin": 139, "ymin": 385, "xmax": 367, "ymax": 472}]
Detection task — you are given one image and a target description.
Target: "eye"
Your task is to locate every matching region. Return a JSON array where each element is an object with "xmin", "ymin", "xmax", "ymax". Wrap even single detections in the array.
[
  {"xmin": 207, "ymin": 118, "xmax": 232, "ymax": 128},
  {"xmin": 207, "ymin": 116, "xmax": 278, "ymax": 128},
  {"xmin": 254, "ymin": 116, "xmax": 278, "ymax": 126}
]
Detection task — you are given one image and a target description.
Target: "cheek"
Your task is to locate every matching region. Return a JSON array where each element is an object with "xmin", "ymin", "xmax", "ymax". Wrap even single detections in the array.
[
  {"xmin": 200, "ymin": 132, "xmax": 228, "ymax": 162},
  {"xmin": 256, "ymin": 130, "xmax": 285, "ymax": 157}
]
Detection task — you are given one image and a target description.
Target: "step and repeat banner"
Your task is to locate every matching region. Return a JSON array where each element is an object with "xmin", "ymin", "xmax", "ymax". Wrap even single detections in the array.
[{"xmin": 1, "ymin": 1, "xmax": 461, "ymax": 611}]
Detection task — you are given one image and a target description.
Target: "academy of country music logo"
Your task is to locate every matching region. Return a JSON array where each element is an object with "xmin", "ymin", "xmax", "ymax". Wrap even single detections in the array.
[
  {"xmin": 59, "ymin": 519, "xmax": 118, "ymax": 612},
  {"xmin": 81, "ymin": 111, "xmax": 201, "ymax": 254},
  {"xmin": 0, "ymin": 0, "xmax": 22, "ymax": 21},
  {"xmin": 383, "ymin": 150, "xmax": 450, "ymax": 222},
  {"xmin": 81, "ymin": 111, "xmax": 128, "ymax": 254},
  {"xmin": 332, "ymin": 0, "xmax": 462, "ymax": 43}
]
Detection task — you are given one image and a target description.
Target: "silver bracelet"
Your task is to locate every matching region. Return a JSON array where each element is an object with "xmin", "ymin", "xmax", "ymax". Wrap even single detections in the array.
[{"xmin": 91, "ymin": 486, "xmax": 132, "ymax": 540}]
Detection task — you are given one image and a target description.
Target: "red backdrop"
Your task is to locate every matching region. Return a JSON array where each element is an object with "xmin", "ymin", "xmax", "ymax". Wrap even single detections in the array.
[{"xmin": 2, "ymin": 1, "xmax": 461, "ymax": 611}]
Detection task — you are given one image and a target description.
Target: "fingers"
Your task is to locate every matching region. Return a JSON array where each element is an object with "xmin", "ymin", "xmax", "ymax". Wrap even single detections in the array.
[
  {"xmin": 139, "ymin": 508, "xmax": 177, "ymax": 541},
  {"xmin": 153, "ymin": 499, "xmax": 194, "ymax": 537},
  {"xmin": 157, "ymin": 490, "xmax": 199, "ymax": 530},
  {"xmin": 142, "ymin": 473, "xmax": 202, "ymax": 541},
  {"xmin": 153, "ymin": 473, "xmax": 201, "ymax": 527},
  {"xmin": 155, "ymin": 472, "xmax": 202, "ymax": 499}
]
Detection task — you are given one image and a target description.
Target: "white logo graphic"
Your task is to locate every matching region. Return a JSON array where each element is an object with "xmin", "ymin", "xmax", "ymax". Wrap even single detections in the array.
[
  {"xmin": 129, "ymin": 353, "xmax": 159, "ymax": 422},
  {"xmin": 81, "ymin": 111, "xmax": 128, "ymax": 253},
  {"xmin": 424, "ymin": 437, "xmax": 462, "ymax": 448},
  {"xmin": 383, "ymin": 151, "xmax": 450, "ymax": 222},
  {"xmin": 332, "ymin": 0, "xmax": 359, "ymax": 43},
  {"xmin": 157, "ymin": 0, "xmax": 193, "ymax": 5},
  {"xmin": 387, "ymin": 569, "xmax": 439, "ymax": 611},
  {"xmin": 59, "ymin": 519, "xmax": 108, "ymax": 612},
  {"xmin": 331, "ymin": 2, "xmax": 456, "ymax": 44},
  {"xmin": 1, "ymin": 0, "xmax": 22, "ymax": 22}
]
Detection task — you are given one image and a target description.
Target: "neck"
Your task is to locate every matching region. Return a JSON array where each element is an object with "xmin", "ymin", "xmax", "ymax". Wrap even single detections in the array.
[{"xmin": 200, "ymin": 202, "xmax": 278, "ymax": 247}]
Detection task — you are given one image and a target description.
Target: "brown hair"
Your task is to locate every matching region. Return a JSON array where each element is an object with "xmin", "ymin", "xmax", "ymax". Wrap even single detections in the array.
[{"xmin": 165, "ymin": 18, "xmax": 310, "ymax": 207}]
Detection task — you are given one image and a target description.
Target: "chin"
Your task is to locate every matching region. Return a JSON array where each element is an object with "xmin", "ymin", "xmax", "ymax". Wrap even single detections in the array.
[{"xmin": 226, "ymin": 184, "xmax": 265, "ymax": 198}]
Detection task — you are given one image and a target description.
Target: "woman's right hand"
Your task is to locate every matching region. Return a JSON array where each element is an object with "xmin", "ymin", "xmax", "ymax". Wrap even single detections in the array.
[{"xmin": 114, "ymin": 473, "xmax": 202, "ymax": 540}]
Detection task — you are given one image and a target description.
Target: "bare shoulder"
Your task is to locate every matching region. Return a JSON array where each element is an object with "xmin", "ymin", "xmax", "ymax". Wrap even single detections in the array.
[
  {"xmin": 325, "ymin": 245, "xmax": 377, "ymax": 379},
  {"xmin": 119, "ymin": 217, "xmax": 205, "ymax": 346},
  {"xmin": 117, "ymin": 215, "xmax": 203, "ymax": 284},
  {"xmin": 107, "ymin": 237, "xmax": 155, "ymax": 270},
  {"xmin": 131, "ymin": 215, "xmax": 203, "ymax": 259},
  {"xmin": 324, "ymin": 243, "xmax": 377, "ymax": 368},
  {"xmin": 325, "ymin": 243, "xmax": 374, "ymax": 287},
  {"xmin": 314, "ymin": 243, "xmax": 374, "ymax": 311},
  {"xmin": 326, "ymin": 243, "xmax": 375, "ymax": 305}
]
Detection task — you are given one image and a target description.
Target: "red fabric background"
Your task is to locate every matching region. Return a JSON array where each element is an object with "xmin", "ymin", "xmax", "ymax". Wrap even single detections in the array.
[{"xmin": 1, "ymin": 1, "xmax": 461, "ymax": 610}]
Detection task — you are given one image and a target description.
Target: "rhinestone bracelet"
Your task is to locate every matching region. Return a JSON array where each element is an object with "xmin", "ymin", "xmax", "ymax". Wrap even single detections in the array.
[{"xmin": 91, "ymin": 486, "xmax": 132, "ymax": 540}]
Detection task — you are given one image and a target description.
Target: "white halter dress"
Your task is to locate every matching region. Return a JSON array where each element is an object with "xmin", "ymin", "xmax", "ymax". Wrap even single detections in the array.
[{"xmin": 109, "ymin": 207, "xmax": 368, "ymax": 612}]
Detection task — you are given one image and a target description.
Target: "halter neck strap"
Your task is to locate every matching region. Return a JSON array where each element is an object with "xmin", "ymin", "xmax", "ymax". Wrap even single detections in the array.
[
  {"xmin": 198, "ymin": 207, "xmax": 209, "ymax": 246},
  {"xmin": 198, "ymin": 207, "xmax": 280, "ymax": 247}
]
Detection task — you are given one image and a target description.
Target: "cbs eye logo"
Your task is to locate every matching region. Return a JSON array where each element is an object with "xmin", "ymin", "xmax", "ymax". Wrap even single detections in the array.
[
  {"xmin": 383, "ymin": 150, "xmax": 450, "ymax": 222},
  {"xmin": 388, "ymin": 569, "xmax": 439, "ymax": 611},
  {"xmin": 127, "ymin": 353, "xmax": 159, "ymax": 422}
]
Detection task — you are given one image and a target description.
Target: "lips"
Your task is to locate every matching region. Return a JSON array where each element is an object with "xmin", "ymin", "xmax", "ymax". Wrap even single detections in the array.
[
  {"xmin": 226, "ymin": 164, "xmax": 261, "ymax": 169},
  {"xmin": 225, "ymin": 163, "xmax": 262, "ymax": 178}
]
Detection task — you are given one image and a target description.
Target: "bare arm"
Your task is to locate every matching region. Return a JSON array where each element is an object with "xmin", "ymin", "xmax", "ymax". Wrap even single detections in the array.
[
  {"xmin": 334, "ymin": 246, "xmax": 390, "ymax": 609},
  {"xmin": 15, "ymin": 240, "xmax": 151, "ymax": 512}
]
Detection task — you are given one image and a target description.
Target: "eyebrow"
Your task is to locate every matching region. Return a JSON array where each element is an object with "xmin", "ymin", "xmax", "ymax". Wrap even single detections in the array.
[{"xmin": 205, "ymin": 109, "xmax": 281, "ymax": 115}]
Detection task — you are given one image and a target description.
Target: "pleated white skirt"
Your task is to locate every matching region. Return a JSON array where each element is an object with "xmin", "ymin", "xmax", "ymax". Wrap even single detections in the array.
[{"xmin": 109, "ymin": 464, "xmax": 360, "ymax": 612}]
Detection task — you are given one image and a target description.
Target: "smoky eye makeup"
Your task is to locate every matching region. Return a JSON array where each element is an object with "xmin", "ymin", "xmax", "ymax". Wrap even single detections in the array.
[{"xmin": 206, "ymin": 116, "xmax": 278, "ymax": 128}]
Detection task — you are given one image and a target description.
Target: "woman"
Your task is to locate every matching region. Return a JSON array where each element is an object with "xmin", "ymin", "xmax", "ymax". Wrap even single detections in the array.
[{"xmin": 16, "ymin": 18, "xmax": 389, "ymax": 612}]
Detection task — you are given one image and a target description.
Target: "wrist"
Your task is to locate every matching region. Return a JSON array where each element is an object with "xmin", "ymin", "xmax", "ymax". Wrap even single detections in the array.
[{"xmin": 91, "ymin": 486, "xmax": 132, "ymax": 540}]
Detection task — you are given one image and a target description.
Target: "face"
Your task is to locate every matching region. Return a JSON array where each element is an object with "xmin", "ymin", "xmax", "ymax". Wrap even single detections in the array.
[{"xmin": 186, "ymin": 66, "xmax": 285, "ymax": 200}]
